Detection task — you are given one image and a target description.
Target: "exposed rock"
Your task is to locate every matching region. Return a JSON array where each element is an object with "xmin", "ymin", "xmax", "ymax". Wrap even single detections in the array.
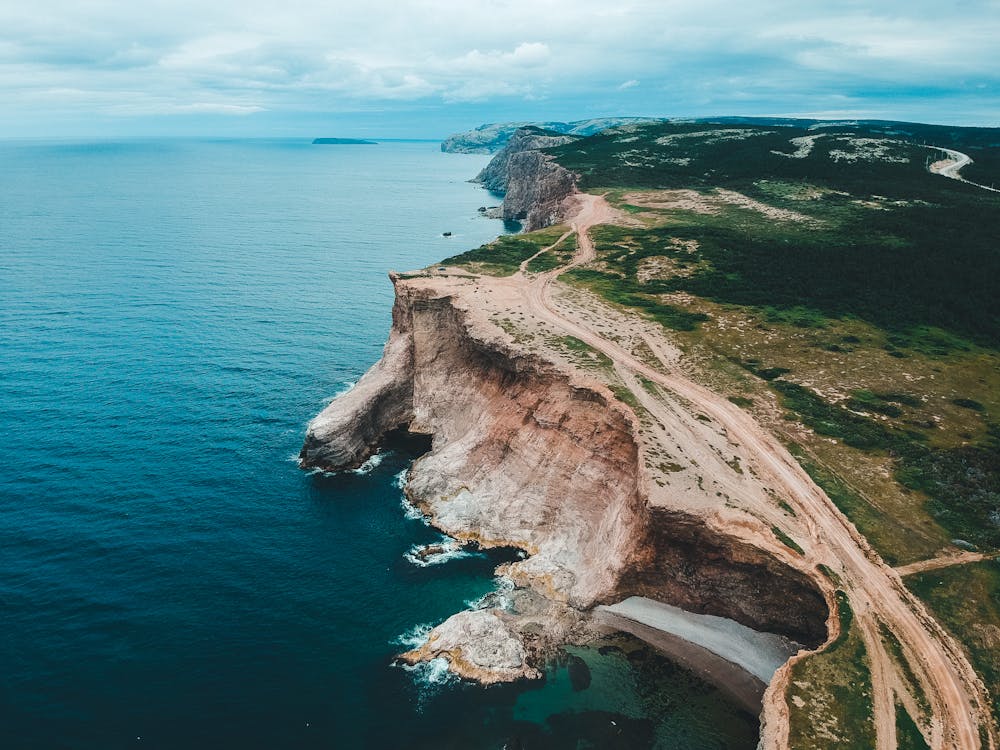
[
  {"xmin": 399, "ymin": 609, "xmax": 541, "ymax": 683},
  {"xmin": 501, "ymin": 149, "xmax": 579, "ymax": 231},
  {"xmin": 474, "ymin": 126, "xmax": 578, "ymax": 193},
  {"xmin": 300, "ymin": 274, "xmax": 828, "ymax": 642}
]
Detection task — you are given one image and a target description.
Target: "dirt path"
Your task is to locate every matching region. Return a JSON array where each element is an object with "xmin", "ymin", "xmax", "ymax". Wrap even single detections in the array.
[
  {"xmin": 929, "ymin": 146, "xmax": 1000, "ymax": 194},
  {"xmin": 896, "ymin": 551, "xmax": 992, "ymax": 577},
  {"xmin": 507, "ymin": 192, "xmax": 994, "ymax": 749}
]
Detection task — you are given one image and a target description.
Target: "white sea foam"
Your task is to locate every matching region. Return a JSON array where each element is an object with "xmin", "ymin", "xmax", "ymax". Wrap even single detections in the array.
[
  {"xmin": 404, "ymin": 537, "xmax": 479, "ymax": 567},
  {"xmin": 400, "ymin": 657, "xmax": 458, "ymax": 701},
  {"xmin": 400, "ymin": 496, "xmax": 426, "ymax": 522},
  {"xmin": 350, "ymin": 451, "xmax": 388, "ymax": 475},
  {"xmin": 392, "ymin": 621, "xmax": 435, "ymax": 649},
  {"xmin": 467, "ymin": 575, "xmax": 516, "ymax": 611},
  {"xmin": 393, "ymin": 468, "xmax": 409, "ymax": 489}
]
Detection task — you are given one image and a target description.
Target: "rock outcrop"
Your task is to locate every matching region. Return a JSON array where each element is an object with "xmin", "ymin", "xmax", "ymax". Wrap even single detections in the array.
[
  {"xmin": 400, "ymin": 610, "xmax": 542, "ymax": 684},
  {"xmin": 471, "ymin": 127, "xmax": 580, "ymax": 231},
  {"xmin": 474, "ymin": 127, "xmax": 578, "ymax": 193}
]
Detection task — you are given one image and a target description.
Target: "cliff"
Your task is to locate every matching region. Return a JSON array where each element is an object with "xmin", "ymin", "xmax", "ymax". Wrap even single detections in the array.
[
  {"xmin": 441, "ymin": 117, "xmax": 667, "ymax": 154},
  {"xmin": 472, "ymin": 127, "xmax": 580, "ymax": 231},
  {"xmin": 301, "ymin": 273, "xmax": 828, "ymax": 638}
]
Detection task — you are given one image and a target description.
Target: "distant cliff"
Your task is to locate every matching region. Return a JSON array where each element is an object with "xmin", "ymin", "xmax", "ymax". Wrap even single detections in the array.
[
  {"xmin": 471, "ymin": 126, "xmax": 580, "ymax": 231},
  {"xmin": 442, "ymin": 117, "xmax": 666, "ymax": 154},
  {"xmin": 474, "ymin": 127, "xmax": 578, "ymax": 193}
]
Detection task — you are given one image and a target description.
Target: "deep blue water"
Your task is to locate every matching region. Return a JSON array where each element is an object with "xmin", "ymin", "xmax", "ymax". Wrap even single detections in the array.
[{"xmin": 0, "ymin": 139, "xmax": 758, "ymax": 749}]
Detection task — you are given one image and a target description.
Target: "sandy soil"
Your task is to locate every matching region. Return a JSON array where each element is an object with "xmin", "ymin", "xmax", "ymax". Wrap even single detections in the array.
[{"xmin": 895, "ymin": 551, "xmax": 992, "ymax": 577}]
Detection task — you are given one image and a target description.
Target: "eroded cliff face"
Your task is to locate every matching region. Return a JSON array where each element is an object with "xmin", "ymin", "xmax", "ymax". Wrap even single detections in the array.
[
  {"xmin": 472, "ymin": 127, "xmax": 579, "ymax": 231},
  {"xmin": 300, "ymin": 274, "xmax": 828, "ymax": 644},
  {"xmin": 501, "ymin": 150, "xmax": 579, "ymax": 231},
  {"xmin": 303, "ymin": 276, "xmax": 647, "ymax": 605},
  {"xmin": 474, "ymin": 126, "xmax": 578, "ymax": 192}
]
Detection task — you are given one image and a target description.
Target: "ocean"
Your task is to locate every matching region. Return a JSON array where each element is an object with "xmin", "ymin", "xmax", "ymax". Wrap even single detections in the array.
[{"xmin": 0, "ymin": 138, "xmax": 758, "ymax": 748}]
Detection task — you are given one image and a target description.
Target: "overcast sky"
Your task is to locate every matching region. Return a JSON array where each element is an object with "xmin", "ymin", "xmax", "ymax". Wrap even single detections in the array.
[{"xmin": 1, "ymin": 0, "xmax": 998, "ymax": 137}]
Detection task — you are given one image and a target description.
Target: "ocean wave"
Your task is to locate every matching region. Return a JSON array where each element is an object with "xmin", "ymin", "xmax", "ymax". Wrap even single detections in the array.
[
  {"xmin": 404, "ymin": 538, "xmax": 480, "ymax": 567},
  {"xmin": 467, "ymin": 575, "xmax": 516, "ymax": 612},
  {"xmin": 395, "ymin": 469, "xmax": 432, "ymax": 523},
  {"xmin": 392, "ymin": 621, "xmax": 435, "ymax": 649},
  {"xmin": 399, "ymin": 657, "xmax": 459, "ymax": 705},
  {"xmin": 400, "ymin": 496, "xmax": 427, "ymax": 522},
  {"xmin": 350, "ymin": 451, "xmax": 388, "ymax": 475},
  {"xmin": 393, "ymin": 468, "xmax": 409, "ymax": 489}
]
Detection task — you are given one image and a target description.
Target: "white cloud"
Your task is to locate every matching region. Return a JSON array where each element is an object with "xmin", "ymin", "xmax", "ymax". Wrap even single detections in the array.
[{"xmin": 0, "ymin": 0, "xmax": 996, "ymax": 132}]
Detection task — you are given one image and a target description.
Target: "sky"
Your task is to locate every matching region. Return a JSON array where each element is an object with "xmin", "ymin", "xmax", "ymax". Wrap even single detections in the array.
[{"xmin": 1, "ymin": 0, "xmax": 998, "ymax": 138}]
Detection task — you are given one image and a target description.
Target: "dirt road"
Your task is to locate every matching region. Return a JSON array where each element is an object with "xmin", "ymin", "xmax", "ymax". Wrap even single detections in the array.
[
  {"xmin": 510, "ymin": 193, "xmax": 994, "ymax": 749},
  {"xmin": 929, "ymin": 147, "xmax": 1000, "ymax": 194}
]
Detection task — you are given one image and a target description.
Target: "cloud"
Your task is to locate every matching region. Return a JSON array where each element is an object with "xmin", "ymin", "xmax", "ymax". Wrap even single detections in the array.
[{"xmin": 0, "ymin": 0, "xmax": 996, "ymax": 134}]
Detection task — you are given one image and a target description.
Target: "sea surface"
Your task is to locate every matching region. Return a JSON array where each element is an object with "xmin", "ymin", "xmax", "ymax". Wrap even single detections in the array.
[{"xmin": 0, "ymin": 138, "xmax": 758, "ymax": 749}]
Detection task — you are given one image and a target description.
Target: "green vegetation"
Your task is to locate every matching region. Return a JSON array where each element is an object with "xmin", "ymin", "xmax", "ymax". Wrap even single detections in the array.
[
  {"xmin": 552, "ymin": 335, "xmax": 614, "ymax": 372},
  {"xmin": 727, "ymin": 395, "xmax": 753, "ymax": 408},
  {"xmin": 541, "ymin": 121, "xmax": 1000, "ymax": 560},
  {"xmin": 760, "ymin": 379, "xmax": 1000, "ymax": 551},
  {"xmin": 524, "ymin": 232, "xmax": 576, "ymax": 273},
  {"xmin": 896, "ymin": 703, "xmax": 931, "ymax": 750},
  {"xmin": 878, "ymin": 621, "xmax": 929, "ymax": 715},
  {"xmin": 788, "ymin": 591, "xmax": 876, "ymax": 749},
  {"xmin": 610, "ymin": 384, "xmax": 642, "ymax": 411},
  {"xmin": 906, "ymin": 559, "xmax": 1000, "ymax": 727},
  {"xmin": 952, "ymin": 397, "xmax": 985, "ymax": 412},
  {"xmin": 548, "ymin": 122, "xmax": 1000, "ymax": 349},
  {"xmin": 564, "ymin": 267, "xmax": 710, "ymax": 331},
  {"xmin": 785, "ymin": 443, "xmax": 912, "ymax": 566},
  {"xmin": 772, "ymin": 525, "xmax": 804, "ymax": 555},
  {"xmin": 440, "ymin": 225, "xmax": 568, "ymax": 276}
]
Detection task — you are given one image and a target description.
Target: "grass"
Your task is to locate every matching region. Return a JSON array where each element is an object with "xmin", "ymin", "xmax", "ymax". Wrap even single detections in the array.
[
  {"xmin": 552, "ymin": 335, "xmax": 613, "ymax": 372},
  {"xmin": 564, "ymin": 267, "xmax": 710, "ymax": 331},
  {"xmin": 549, "ymin": 123, "xmax": 1000, "ymax": 350},
  {"xmin": 906, "ymin": 559, "xmax": 1000, "ymax": 729},
  {"xmin": 787, "ymin": 591, "xmax": 876, "ymax": 749},
  {"xmin": 896, "ymin": 702, "xmax": 931, "ymax": 750},
  {"xmin": 772, "ymin": 525, "xmax": 804, "ymax": 555},
  {"xmin": 439, "ymin": 225, "xmax": 568, "ymax": 276},
  {"xmin": 878, "ymin": 621, "xmax": 929, "ymax": 715},
  {"xmin": 768, "ymin": 381, "xmax": 999, "ymax": 551},
  {"xmin": 524, "ymin": 232, "xmax": 577, "ymax": 273},
  {"xmin": 610, "ymin": 384, "xmax": 642, "ymax": 412}
]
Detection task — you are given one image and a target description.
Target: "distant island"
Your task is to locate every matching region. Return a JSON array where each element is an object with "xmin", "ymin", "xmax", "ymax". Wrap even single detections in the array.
[{"xmin": 312, "ymin": 138, "xmax": 377, "ymax": 145}]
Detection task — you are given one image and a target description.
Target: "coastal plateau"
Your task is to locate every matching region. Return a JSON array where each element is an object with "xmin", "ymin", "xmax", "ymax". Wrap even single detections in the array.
[{"xmin": 303, "ymin": 120, "xmax": 1000, "ymax": 749}]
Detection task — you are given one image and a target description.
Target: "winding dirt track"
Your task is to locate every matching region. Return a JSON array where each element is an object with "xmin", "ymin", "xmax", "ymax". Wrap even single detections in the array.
[
  {"xmin": 505, "ymin": 194, "xmax": 994, "ymax": 749},
  {"xmin": 929, "ymin": 147, "xmax": 1000, "ymax": 194}
]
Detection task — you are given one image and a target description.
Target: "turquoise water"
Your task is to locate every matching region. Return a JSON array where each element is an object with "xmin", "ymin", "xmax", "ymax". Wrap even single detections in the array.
[{"xmin": 0, "ymin": 138, "xmax": 758, "ymax": 748}]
